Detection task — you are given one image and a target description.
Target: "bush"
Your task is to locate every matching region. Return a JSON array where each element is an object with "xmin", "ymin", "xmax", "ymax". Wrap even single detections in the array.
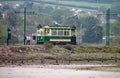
[
  {"xmin": 19, "ymin": 45, "xmax": 28, "ymax": 51},
  {"xmin": 11, "ymin": 35, "xmax": 19, "ymax": 44},
  {"xmin": 116, "ymin": 48, "xmax": 120, "ymax": 53},
  {"xmin": 0, "ymin": 37, "xmax": 6, "ymax": 45},
  {"xmin": 64, "ymin": 44, "xmax": 74, "ymax": 51},
  {"xmin": 44, "ymin": 43, "xmax": 53, "ymax": 50}
]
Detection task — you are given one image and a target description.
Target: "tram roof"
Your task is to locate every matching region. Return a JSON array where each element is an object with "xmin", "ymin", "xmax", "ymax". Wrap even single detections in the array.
[{"xmin": 44, "ymin": 26, "xmax": 71, "ymax": 29}]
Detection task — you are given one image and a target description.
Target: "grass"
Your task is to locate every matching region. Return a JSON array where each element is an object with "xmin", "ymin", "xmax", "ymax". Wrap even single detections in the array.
[
  {"xmin": 102, "ymin": 66, "xmax": 120, "ymax": 68},
  {"xmin": 76, "ymin": 65, "xmax": 120, "ymax": 71},
  {"xmin": 74, "ymin": 46, "xmax": 120, "ymax": 53},
  {"xmin": 0, "ymin": 45, "xmax": 120, "ymax": 65}
]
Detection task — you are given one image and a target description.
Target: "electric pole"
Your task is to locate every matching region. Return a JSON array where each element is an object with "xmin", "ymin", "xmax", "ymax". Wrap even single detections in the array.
[
  {"xmin": 24, "ymin": 7, "xmax": 26, "ymax": 45},
  {"xmin": 97, "ymin": 8, "xmax": 118, "ymax": 46},
  {"xmin": 106, "ymin": 9, "xmax": 110, "ymax": 46},
  {"xmin": 15, "ymin": 7, "xmax": 35, "ymax": 45}
]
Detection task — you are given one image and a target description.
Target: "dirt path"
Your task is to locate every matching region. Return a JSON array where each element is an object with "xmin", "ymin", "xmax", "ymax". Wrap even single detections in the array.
[{"xmin": 0, "ymin": 65, "xmax": 120, "ymax": 78}]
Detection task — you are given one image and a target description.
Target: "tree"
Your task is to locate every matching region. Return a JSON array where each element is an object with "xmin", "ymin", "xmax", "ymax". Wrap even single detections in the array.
[
  {"xmin": 5, "ymin": 12, "xmax": 21, "ymax": 28},
  {"xmin": 110, "ymin": 21, "xmax": 120, "ymax": 45},
  {"xmin": 82, "ymin": 16, "xmax": 103, "ymax": 43},
  {"xmin": 111, "ymin": 2, "xmax": 120, "ymax": 20},
  {"xmin": 111, "ymin": 2, "xmax": 120, "ymax": 14},
  {"xmin": 0, "ymin": 11, "xmax": 3, "ymax": 20},
  {"xmin": 82, "ymin": 16, "xmax": 99, "ymax": 28},
  {"xmin": 64, "ymin": 15, "xmax": 103, "ymax": 43},
  {"xmin": 63, "ymin": 15, "xmax": 79, "ymax": 26},
  {"xmin": 111, "ymin": 21, "xmax": 120, "ymax": 36},
  {"xmin": 25, "ymin": 2, "xmax": 33, "ymax": 9},
  {"xmin": 82, "ymin": 26, "xmax": 103, "ymax": 43},
  {"xmin": 0, "ymin": 24, "xmax": 2, "ymax": 39},
  {"xmin": 50, "ymin": 8, "xmax": 73, "ymax": 24},
  {"xmin": 98, "ymin": 6, "xmax": 107, "ymax": 13},
  {"xmin": 2, "ymin": 4, "xmax": 12, "ymax": 11},
  {"xmin": 0, "ymin": 24, "xmax": 5, "ymax": 44},
  {"xmin": 3, "ymin": 11, "xmax": 23, "ymax": 44},
  {"xmin": 39, "ymin": 6, "xmax": 53, "ymax": 14}
]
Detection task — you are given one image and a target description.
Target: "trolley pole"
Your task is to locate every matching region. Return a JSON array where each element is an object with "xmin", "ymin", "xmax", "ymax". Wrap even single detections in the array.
[
  {"xmin": 24, "ymin": 7, "xmax": 26, "ymax": 45},
  {"xmin": 106, "ymin": 9, "xmax": 110, "ymax": 46}
]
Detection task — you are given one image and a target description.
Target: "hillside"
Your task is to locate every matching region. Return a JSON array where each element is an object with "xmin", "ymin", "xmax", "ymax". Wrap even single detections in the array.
[
  {"xmin": 34, "ymin": 0, "xmax": 111, "ymax": 10},
  {"xmin": 60, "ymin": 0, "xmax": 120, "ymax": 3},
  {"xmin": 1, "ymin": 0, "xmax": 118, "ymax": 10}
]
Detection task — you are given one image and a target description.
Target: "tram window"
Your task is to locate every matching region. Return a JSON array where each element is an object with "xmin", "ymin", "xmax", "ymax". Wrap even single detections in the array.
[
  {"xmin": 64, "ymin": 30, "xmax": 67, "ymax": 35},
  {"xmin": 37, "ymin": 30, "xmax": 43, "ymax": 35},
  {"xmin": 37, "ymin": 31, "xmax": 40, "ymax": 34},
  {"xmin": 37, "ymin": 31, "xmax": 43, "ymax": 36},
  {"xmin": 58, "ymin": 30, "xmax": 63, "ymax": 36},
  {"xmin": 66, "ymin": 30, "xmax": 69, "ymax": 35},
  {"xmin": 64, "ymin": 30, "xmax": 69, "ymax": 36},
  {"xmin": 52, "ymin": 30, "xmax": 57, "ymax": 35},
  {"xmin": 41, "ymin": 31, "xmax": 44, "ymax": 36}
]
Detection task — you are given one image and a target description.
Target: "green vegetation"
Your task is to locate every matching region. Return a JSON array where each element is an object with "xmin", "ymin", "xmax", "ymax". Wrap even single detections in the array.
[
  {"xmin": 44, "ymin": 43, "xmax": 53, "ymax": 51},
  {"xmin": 64, "ymin": 44, "xmax": 74, "ymax": 51},
  {"xmin": 101, "ymin": 66, "xmax": 120, "ymax": 68},
  {"xmin": 19, "ymin": 45, "xmax": 28, "ymax": 51},
  {"xmin": 8, "ymin": 45, "xmax": 120, "ymax": 53},
  {"xmin": 60, "ymin": 1, "xmax": 110, "ymax": 8},
  {"xmin": 0, "ymin": 1, "xmax": 120, "ymax": 45},
  {"xmin": 60, "ymin": 0, "xmax": 119, "ymax": 3},
  {"xmin": 0, "ymin": 45, "xmax": 120, "ymax": 65},
  {"xmin": 81, "ymin": 16, "xmax": 103, "ymax": 43},
  {"xmin": 0, "ymin": 24, "xmax": 3, "ymax": 39},
  {"xmin": 74, "ymin": 46, "xmax": 120, "ymax": 53},
  {"xmin": 43, "ymin": 0, "xmax": 110, "ymax": 10},
  {"xmin": 0, "ymin": 12, "xmax": 3, "ymax": 20},
  {"xmin": 0, "ymin": 24, "xmax": 5, "ymax": 45},
  {"xmin": 116, "ymin": 48, "xmax": 120, "ymax": 53}
]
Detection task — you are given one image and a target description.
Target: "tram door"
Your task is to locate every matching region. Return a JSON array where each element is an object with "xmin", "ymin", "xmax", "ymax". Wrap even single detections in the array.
[{"xmin": 37, "ymin": 29, "xmax": 44, "ymax": 44}]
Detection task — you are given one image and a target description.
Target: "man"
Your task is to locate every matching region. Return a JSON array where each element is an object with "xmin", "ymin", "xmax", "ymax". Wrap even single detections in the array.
[{"xmin": 26, "ymin": 35, "xmax": 31, "ymax": 45}]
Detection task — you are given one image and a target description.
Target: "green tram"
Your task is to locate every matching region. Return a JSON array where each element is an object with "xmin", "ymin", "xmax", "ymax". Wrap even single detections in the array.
[{"xmin": 36, "ymin": 25, "xmax": 76, "ymax": 45}]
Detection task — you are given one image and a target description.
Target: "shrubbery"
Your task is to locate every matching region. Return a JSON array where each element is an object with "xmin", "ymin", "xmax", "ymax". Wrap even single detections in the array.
[
  {"xmin": 44, "ymin": 43, "xmax": 53, "ymax": 50},
  {"xmin": 64, "ymin": 44, "xmax": 74, "ymax": 51}
]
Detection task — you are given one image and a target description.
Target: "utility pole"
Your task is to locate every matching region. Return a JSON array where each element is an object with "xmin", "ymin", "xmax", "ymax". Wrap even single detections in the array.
[
  {"xmin": 97, "ymin": 8, "xmax": 117, "ymax": 46},
  {"xmin": 24, "ymin": 7, "xmax": 26, "ymax": 45},
  {"xmin": 106, "ymin": 9, "xmax": 110, "ymax": 46},
  {"xmin": 15, "ymin": 7, "xmax": 35, "ymax": 45}
]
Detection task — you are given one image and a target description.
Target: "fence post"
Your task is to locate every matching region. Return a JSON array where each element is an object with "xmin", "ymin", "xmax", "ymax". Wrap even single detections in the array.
[
  {"xmin": 115, "ymin": 53, "xmax": 117, "ymax": 63},
  {"xmin": 101, "ymin": 54, "xmax": 104, "ymax": 63},
  {"xmin": 11, "ymin": 57, "xmax": 14, "ymax": 64},
  {"xmin": 41, "ymin": 56, "xmax": 44, "ymax": 64},
  {"xmin": 55, "ymin": 56, "xmax": 59, "ymax": 64},
  {"xmin": 21, "ymin": 51, "xmax": 25, "ymax": 64},
  {"xmin": 68, "ymin": 54, "xmax": 71, "ymax": 64},
  {"xmin": 87, "ymin": 53, "xmax": 90, "ymax": 62}
]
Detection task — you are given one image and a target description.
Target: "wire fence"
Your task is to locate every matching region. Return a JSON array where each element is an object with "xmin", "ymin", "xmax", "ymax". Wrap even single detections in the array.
[{"xmin": 0, "ymin": 52, "xmax": 120, "ymax": 65}]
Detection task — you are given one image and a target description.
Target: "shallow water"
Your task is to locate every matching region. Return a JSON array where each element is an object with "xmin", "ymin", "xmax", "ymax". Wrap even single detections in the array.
[{"xmin": 0, "ymin": 66, "xmax": 120, "ymax": 78}]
